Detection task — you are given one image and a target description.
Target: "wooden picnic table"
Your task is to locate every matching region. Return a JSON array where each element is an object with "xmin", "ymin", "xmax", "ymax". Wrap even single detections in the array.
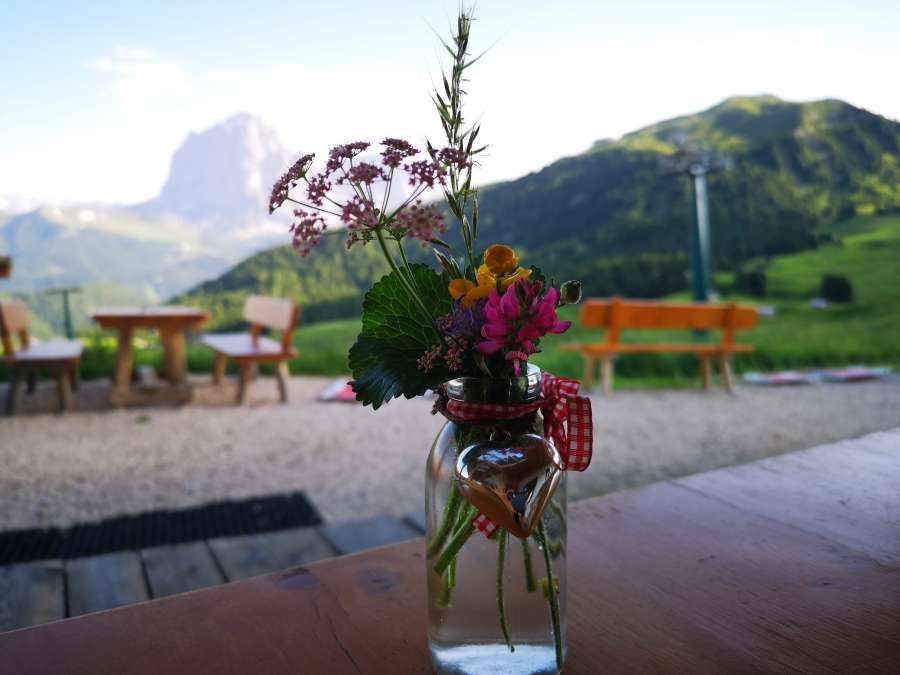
[
  {"xmin": 92, "ymin": 307, "xmax": 209, "ymax": 406},
  {"xmin": 1, "ymin": 431, "xmax": 898, "ymax": 674}
]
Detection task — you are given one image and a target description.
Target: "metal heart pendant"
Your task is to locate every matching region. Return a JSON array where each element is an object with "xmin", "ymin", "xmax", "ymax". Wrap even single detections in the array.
[{"xmin": 455, "ymin": 433, "xmax": 562, "ymax": 539}]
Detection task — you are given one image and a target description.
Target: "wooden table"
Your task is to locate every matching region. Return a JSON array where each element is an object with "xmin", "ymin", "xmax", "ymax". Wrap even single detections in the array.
[
  {"xmin": 93, "ymin": 307, "xmax": 209, "ymax": 406},
  {"xmin": 2, "ymin": 431, "xmax": 898, "ymax": 674}
]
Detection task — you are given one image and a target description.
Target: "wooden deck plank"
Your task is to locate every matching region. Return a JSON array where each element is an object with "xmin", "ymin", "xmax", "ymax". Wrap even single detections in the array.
[
  {"xmin": 208, "ymin": 527, "xmax": 336, "ymax": 581},
  {"xmin": 141, "ymin": 543, "xmax": 225, "ymax": 599},
  {"xmin": 0, "ymin": 559, "xmax": 65, "ymax": 633},
  {"xmin": 676, "ymin": 429, "xmax": 900, "ymax": 566},
  {"xmin": 403, "ymin": 511, "xmax": 427, "ymax": 534},
  {"xmin": 319, "ymin": 515, "xmax": 420, "ymax": 555},
  {"xmin": 66, "ymin": 552, "xmax": 149, "ymax": 616}
]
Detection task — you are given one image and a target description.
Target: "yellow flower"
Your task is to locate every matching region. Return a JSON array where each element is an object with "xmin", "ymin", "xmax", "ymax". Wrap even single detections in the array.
[
  {"xmin": 479, "ymin": 263, "xmax": 532, "ymax": 290},
  {"xmin": 461, "ymin": 281, "xmax": 494, "ymax": 308},
  {"xmin": 500, "ymin": 266, "xmax": 531, "ymax": 289},
  {"xmin": 449, "ymin": 278, "xmax": 475, "ymax": 300},
  {"xmin": 483, "ymin": 244, "xmax": 519, "ymax": 276}
]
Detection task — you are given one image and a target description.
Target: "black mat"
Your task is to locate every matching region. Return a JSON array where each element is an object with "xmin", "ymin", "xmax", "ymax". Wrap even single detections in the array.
[{"xmin": 0, "ymin": 492, "xmax": 322, "ymax": 565}]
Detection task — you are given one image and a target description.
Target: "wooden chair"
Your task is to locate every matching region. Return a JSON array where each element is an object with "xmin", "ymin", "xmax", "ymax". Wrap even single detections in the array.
[
  {"xmin": 1, "ymin": 300, "xmax": 83, "ymax": 414},
  {"xmin": 561, "ymin": 298, "xmax": 758, "ymax": 394},
  {"xmin": 201, "ymin": 296, "xmax": 299, "ymax": 404}
]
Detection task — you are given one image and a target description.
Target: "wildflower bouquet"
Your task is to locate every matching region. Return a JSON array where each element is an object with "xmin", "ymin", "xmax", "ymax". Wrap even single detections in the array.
[
  {"xmin": 268, "ymin": 47, "xmax": 577, "ymax": 411},
  {"xmin": 270, "ymin": 10, "xmax": 591, "ymax": 672}
]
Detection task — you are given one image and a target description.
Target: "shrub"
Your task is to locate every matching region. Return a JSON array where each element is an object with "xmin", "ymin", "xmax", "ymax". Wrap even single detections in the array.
[
  {"xmin": 735, "ymin": 268, "xmax": 767, "ymax": 298},
  {"xmin": 819, "ymin": 274, "xmax": 854, "ymax": 303}
]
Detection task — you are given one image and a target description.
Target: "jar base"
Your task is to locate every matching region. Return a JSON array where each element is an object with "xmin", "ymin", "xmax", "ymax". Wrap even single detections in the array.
[{"xmin": 429, "ymin": 642, "xmax": 562, "ymax": 675}]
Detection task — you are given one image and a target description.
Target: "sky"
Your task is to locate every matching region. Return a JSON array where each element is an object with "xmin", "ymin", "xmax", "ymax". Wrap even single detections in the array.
[{"xmin": 1, "ymin": 0, "xmax": 899, "ymax": 206}]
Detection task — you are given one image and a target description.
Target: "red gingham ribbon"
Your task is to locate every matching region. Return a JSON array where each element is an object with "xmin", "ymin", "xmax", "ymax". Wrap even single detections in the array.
[{"xmin": 442, "ymin": 372, "xmax": 593, "ymax": 538}]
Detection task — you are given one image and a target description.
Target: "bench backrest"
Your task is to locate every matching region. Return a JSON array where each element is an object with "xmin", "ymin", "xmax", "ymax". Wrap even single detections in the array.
[
  {"xmin": 581, "ymin": 299, "xmax": 758, "ymax": 345},
  {"xmin": 243, "ymin": 295, "xmax": 299, "ymax": 352},
  {"xmin": 0, "ymin": 300, "xmax": 30, "ymax": 356}
]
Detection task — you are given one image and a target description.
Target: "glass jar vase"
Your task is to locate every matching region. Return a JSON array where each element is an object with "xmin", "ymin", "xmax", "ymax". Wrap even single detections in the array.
[{"xmin": 425, "ymin": 365, "xmax": 567, "ymax": 675}]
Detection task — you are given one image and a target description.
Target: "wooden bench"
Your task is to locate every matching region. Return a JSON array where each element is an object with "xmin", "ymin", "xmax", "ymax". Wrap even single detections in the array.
[
  {"xmin": 561, "ymin": 299, "xmax": 758, "ymax": 393},
  {"xmin": 1, "ymin": 300, "xmax": 83, "ymax": 414},
  {"xmin": 201, "ymin": 296, "xmax": 299, "ymax": 404}
]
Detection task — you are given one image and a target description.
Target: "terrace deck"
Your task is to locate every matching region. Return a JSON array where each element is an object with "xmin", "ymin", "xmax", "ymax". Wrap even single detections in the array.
[
  {"xmin": 2, "ymin": 428, "xmax": 898, "ymax": 673},
  {"xmin": 0, "ymin": 514, "xmax": 422, "ymax": 633}
]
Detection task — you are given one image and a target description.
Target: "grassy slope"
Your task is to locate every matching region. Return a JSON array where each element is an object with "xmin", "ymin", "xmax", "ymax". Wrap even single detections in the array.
[{"xmin": 14, "ymin": 215, "xmax": 898, "ymax": 389}]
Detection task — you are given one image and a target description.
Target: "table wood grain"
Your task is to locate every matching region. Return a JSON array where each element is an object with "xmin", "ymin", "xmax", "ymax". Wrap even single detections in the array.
[{"xmin": 2, "ymin": 431, "xmax": 898, "ymax": 674}]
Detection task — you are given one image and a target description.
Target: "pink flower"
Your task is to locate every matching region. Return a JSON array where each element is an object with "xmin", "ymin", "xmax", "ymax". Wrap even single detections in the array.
[{"xmin": 476, "ymin": 280, "xmax": 571, "ymax": 369}]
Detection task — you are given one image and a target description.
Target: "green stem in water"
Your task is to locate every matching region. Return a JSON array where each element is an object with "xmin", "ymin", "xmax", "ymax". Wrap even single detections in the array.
[
  {"xmin": 434, "ymin": 505, "xmax": 476, "ymax": 576},
  {"xmin": 521, "ymin": 538, "xmax": 537, "ymax": 592},
  {"xmin": 550, "ymin": 499, "xmax": 568, "ymax": 536},
  {"xmin": 536, "ymin": 521, "xmax": 564, "ymax": 669},
  {"xmin": 497, "ymin": 528, "xmax": 514, "ymax": 652},
  {"xmin": 426, "ymin": 482, "xmax": 462, "ymax": 559}
]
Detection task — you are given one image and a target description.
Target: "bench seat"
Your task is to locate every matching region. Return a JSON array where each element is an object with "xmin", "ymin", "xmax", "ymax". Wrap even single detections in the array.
[
  {"xmin": 2, "ymin": 300, "xmax": 83, "ymax": 414},
  {"xmin": 564, "ymin": 299, "xmax": 759, "ymax": 393},
  {"xmin": 201, "ymin": 334, "xmax": 297, "ymax": 362},
  {"xmin": 561, "ymin": 343, "xmax": 754, "ymax": 355},
  {"xmin": 200, "ymin": 295, "xmax": 300, "ymax": 404},
  {"xmin": 5, "ymin": 340, "xmax": 84, "ymax": 365}
]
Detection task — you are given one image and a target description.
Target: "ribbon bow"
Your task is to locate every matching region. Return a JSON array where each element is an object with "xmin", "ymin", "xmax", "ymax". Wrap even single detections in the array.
[{"xmin": 441, "ymin": 372, "xmax": 593, "ymax": 538}]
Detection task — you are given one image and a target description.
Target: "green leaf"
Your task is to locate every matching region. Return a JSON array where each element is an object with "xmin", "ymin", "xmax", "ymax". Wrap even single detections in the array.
[{"xmin": 349, "ymin": 264, "xmax": 453, "ymax": 409}]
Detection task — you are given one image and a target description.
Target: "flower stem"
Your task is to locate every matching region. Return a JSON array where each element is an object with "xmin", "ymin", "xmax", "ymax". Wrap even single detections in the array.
[
  {"xmin": 521, "ymin": 538, "xmax": 537, "ymax": 592},
  {"xmin": 497, "ymin": 528, "xmax": 514, "ymax": 652},
  {"xmin": 536, "ymin": 520, "xmax": 563, "ymax": 669},
  {"xmin": 550, "ymin": 499, "xmax": 568, "ymax": 536},
  {"xmin": 426, "ymin": 481, "xmax": 461, "ymax": 559},
  {"xmin": 373, "ymin": 228, "xmax": 438, "ymax": 338},
  {"xmin": 434, "ymin": 505, "xmax": 476, "ymax": 576}
]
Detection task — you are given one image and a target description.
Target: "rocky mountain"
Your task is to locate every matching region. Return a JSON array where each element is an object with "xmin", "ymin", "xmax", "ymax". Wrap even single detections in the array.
[
  {"xmin": 178, "ymin": 95, "xmax": 900, "ymax": 328},
  {"xmin": 134, "ymin": 113, "xmax": 292, "ymax": 245},
  {"xmin": 0, "ymin": 114, "xmax": 295, "ymax": 333}
]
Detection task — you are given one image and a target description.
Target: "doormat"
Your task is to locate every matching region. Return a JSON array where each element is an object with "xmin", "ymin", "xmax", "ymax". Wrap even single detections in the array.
[{"xmin": 0, "ymin": 492, "xmax": 322, "ymax": 566}]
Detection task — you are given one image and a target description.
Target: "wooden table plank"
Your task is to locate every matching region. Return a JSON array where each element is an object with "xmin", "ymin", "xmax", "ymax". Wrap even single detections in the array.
[
  {"xmin": 2, "ymin": 435, "xmax": 898, "ymax": 673},
  {"xmin": 208, "ymin": 528, "xmax": 336, "ymax": 581},
  {"xmin": 565, "ymin": 482, "xmax": 900, "ymax": 674},
  {"xmin": 141, "ymin": 543, "xmax": 225, "ymax": 599},
  {"xmin": 676, "ymin": 429, "xmax": 900, "ymax": 565},
  {"xmin": 66, "ymin": 552, "xmax": 150, "ymax": 616},
  {"xmin": 0, "ymin": 560, "xmax": 65, "ymax": 633}
]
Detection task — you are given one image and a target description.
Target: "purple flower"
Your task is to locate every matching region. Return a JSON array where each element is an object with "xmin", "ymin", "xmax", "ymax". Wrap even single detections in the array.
[
  {"xmin": 394, "ymin": 200, "xmax": 446, "ymax": 243},
  {"xmin": 269, "ymin": 153, "xmax": 314, "ymax": 213},
  {"xmin": 404, "ymin": 159, "xmax": 446, "ymax": 188},
  {"xmin": 326, "ymin": 142, "xmax": 370, "ymax": 174},
  {"xmin": 437, "ymin": 299, "xmax": 485, "ymax": 341},
  {"xmin": 348, "ymin": 162, "xmax": 386, "ymax": 185},
  {"xmin": 290, "ymin": 209, "xmax": 326, "ymax": 257},
  {"xmin": 381, "ymin": 138, "xmax": 419, "ymax": 168},
  {"xmin": 438, "ymin": 147, "xmax": 471, "ymax": 170},
  {"xmin": 305, "ymin": 173, "xmax": 331, "ymax": 206}
]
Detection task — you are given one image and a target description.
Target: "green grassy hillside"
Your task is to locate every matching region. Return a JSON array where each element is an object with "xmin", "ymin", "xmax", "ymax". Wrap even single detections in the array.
[{"xmin": 177, "ymin": 95, "xmax": 900, "ymax": 331}]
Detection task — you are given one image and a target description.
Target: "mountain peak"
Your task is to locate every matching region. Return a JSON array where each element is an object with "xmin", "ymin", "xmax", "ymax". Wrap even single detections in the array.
[{"xmin": 135, "ymin": 113, "xmax": 292, "ymax": 235}]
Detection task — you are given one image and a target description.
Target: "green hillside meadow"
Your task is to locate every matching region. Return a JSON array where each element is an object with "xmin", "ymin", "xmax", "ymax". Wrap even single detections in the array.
[{"xmin": 45, "ymin": 214, "xmax": 899, "ymax": 389}]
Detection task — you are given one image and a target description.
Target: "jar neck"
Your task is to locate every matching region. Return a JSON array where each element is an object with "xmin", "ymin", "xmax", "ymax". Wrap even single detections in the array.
[{"xmin": 442, "ymin": 364, "xmax": 543, "ymax": 405}]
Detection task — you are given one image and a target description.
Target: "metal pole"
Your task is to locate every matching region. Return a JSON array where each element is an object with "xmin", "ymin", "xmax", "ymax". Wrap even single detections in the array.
[
  {"xmin": 690, "ymin": 167, "xmax": 713, "ymax": 303},
  {"xmin": 62, "ymin": 289, "xmax": 75, "ymax": 339}
]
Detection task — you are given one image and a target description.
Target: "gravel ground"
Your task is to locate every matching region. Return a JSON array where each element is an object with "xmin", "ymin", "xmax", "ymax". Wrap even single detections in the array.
[{"xmin": 1, "ymin": 375, "xmax": 899, "ymax": 531}]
